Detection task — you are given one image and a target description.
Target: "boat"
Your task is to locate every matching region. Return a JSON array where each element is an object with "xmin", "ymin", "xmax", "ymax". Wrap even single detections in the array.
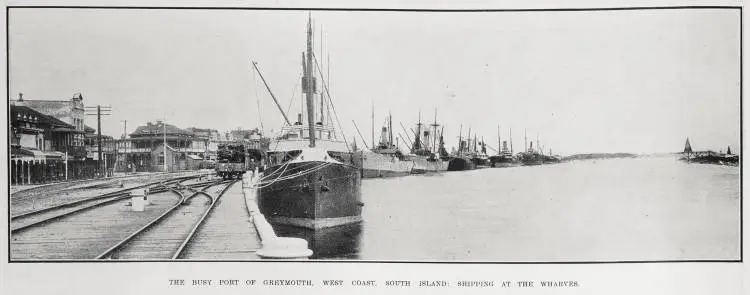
[
  {"xmin": 361, "ymin": 114, "xmax": 414, "ymax": 178},
  {"xmin": 255, "ymin": 15, "xmax": 362, "ymax": 230},
  {"xmin": 518, "ymin": 131, "xmax": 544, "ymax": 166},
  {"xmin": 680, "ymin": 138, "xmax": 738, "ymax": 166},
  {"xmin": 541, "ymin": 149, "xmax": 563, "ymax": 164},
  {"xmin": 447, "ymin": 124, "xmax": 475, "ymax": 171},
  {"xmin": 406, "ymin": 110, "xmax": 448, "ymax": 174},
  {"xmin": 469, "ymin": 136, "xmax": 491, "ymax": 168},
  {"xmin": 489, "ymin": 127, "xmax": 520, "ymax": 168}
]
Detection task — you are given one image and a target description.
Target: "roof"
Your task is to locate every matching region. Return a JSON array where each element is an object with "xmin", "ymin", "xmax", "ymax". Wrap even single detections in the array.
[
  {"xmin": 185, "ymin": 127, "xmax": 218, "ymax": 133},
  {"xmin": 10, "ymin": 105, "xmax": 76, "ymax": 130},
  {"xmin": 10, "ymin": 98, "xmax": 83, "ymax": 118},
  {"xmin": 131, "ymin": 122, "xmax": 195, "ymax": 137}
]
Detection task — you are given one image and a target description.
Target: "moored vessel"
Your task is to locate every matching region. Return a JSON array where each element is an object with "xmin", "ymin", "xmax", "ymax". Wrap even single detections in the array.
[
  {"xmin": 255, "ymin": 15, "xmax": 362, "ymax": 230},
  {"xmin": 406, "ymin": 110, "xmax": 448, "ymax": 174},
  {"xmin": 447, "ymin": 124, "xmax": 476, "ymax": 171},
  {"xmin": 361, "ymin": 114, "xmax": 414, "ymax": 178},
  {"xmin": 489, "ymin": 127, "xmax": 519, "ymax": 168}
]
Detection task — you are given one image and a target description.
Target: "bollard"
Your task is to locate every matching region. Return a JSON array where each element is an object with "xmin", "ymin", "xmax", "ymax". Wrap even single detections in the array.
[
  {"xmin": 131, "ymin": 196, "xmax": 145, "ymax": 212},
  {"xmin": 130, "ymin": 188, "xmax": 147, "ymax": 211}
]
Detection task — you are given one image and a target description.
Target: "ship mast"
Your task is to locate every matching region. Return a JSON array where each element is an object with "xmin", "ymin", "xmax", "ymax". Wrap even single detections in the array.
[
  {"xmin": 524, "ymin": 129, "xmax": 528, "ymax": 152},
  {"xmin": 304, "ymin": 14, "xmax": 316, "ymax": 147},
  {"xmin": 458, "ymin": 124, "xmax": 463, "ymax": 156},
  {"xmin": 389, "ymin": 111, "xmax": 393, "ymax": 146},
  {"xmin": 432, "ymin": 108, "xmax": 438, "ymax": 153},
  {"xmin": 509, "ymin": 128, "xmax": 513, "ymax": 154},
  {"xmin": 497, "ymin": 124, "xmax": 501, "ymax": 154},
  {"xmin": 413, "ymin": 110, "xmax": 422, "ymax": 152},
  {"xmin": 371, "ymin": 102, "xmax": 375, "ymax": 148},
  {"xmin": 319, "ymin": 25, "xmax": 324, "ymax": 124}
]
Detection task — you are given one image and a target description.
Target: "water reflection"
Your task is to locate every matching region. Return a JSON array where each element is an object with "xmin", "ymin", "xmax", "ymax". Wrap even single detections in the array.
[{"xmin": 271, "ymin": 223, "xmax": 363, "ymax": 259}]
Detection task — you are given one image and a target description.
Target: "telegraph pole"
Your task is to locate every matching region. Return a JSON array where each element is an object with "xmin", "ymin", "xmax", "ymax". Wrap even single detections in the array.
[
  {"xmin": 163, "ymin": 117, "xmax": 167, "ymax": 172},
  {"xmin": 85, "ymin": 105, "xmax": 112, "ymax": 177}
]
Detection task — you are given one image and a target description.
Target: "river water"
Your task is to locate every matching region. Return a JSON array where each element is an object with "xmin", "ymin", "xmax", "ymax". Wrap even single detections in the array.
[{"xmin": 274, "ymin": 156, "xmax": 740, "ymax": 261}]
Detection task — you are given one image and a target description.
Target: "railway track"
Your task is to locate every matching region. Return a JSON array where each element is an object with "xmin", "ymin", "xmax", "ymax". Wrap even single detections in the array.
[
  {"xmin": 10, "ymin": 176, "xmax": 212, "ymax": 234},
  {"xmin": 96, "ymin": 180, "xmax": 237, "ymax": 260}
]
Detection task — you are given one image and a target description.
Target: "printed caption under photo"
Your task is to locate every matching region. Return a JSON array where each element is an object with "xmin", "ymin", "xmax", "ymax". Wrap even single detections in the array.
[{"xmin": 169, "ymin": 279, "xmax": 580, "ymax": 288}]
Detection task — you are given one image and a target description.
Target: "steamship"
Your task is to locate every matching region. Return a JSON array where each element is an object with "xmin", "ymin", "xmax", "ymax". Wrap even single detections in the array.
[
  {"xmin": 406, "ymin": 111, "xmax": 448, "ymax": 174},
  {"xmin": 361, "ymin": 114, "xmax": 414, "ymax": 178},
  {"xmin": 489, "ymin": 127, "xmax": 520, "ymax": 168},
  {"xmin": 447, "ymin": 125, "xmax": 475, "ymax": 171},
  {"xmin": 256, "ymin": 15, "xmax": 362, "ymax": 230}
]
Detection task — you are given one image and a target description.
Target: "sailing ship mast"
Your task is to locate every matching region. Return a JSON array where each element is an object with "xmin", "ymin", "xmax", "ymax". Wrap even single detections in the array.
[{"xmin": 303, "ymin": 14, "xmax": 316, "ymax": 147}]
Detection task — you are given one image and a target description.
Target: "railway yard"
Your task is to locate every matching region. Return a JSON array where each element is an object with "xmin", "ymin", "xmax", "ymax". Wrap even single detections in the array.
[{"xmin": 9, "ymin": 172, "xmax": 265, "ymax": 261}]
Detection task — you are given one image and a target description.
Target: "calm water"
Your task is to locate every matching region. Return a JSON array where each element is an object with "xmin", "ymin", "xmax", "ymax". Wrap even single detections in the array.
[{"xmin": 276, "ymin": 156, "xmax": 740, "ymax": 261}]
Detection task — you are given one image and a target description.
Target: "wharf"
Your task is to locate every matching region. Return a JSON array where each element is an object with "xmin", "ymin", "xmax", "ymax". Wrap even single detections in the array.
[
  {"xmin": 180, "ymin": 182, "xmax": 262, "ymax": 260},
  {"xmin": 11, "ymin": 189, "xmax": 182, "ymax": 260}
]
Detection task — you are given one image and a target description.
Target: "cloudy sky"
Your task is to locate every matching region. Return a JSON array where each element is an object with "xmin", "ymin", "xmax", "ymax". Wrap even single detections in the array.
[{"xmin": 8, "ymin": 7, "xmax": 740, "ymax": 155}]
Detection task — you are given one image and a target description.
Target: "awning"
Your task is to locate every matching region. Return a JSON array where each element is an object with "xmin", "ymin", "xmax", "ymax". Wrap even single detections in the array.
[
  {"xmin": 187, "ymin": 155, "xmax": 203, "ymax": 160},
  {"xmin": 52, "ymin": 127, "xmax": 85, "ymax": 134},
  {"xmin": 11, "ymin": 147, "xmax": 66, "ymax": 161}
]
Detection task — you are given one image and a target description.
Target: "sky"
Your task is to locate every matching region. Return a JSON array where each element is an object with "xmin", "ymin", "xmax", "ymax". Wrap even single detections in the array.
[{"xmin": 8, "ymin": 8, "xmax": 740, "ymax": 155}]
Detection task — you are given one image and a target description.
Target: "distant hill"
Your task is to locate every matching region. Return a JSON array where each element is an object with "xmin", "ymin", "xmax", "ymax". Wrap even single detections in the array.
[{"xmin": 563, "ymin": 153, "xmax": 638, "ymax": 161}]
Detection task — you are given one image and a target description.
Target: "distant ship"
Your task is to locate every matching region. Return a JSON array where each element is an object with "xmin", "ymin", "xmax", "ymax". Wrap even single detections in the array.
[
  {"xmin": 518, "ymin": 131, "xmax": 544, "ymax": 166},
  {"xmin": 680, "ymin": 137, "xmax": 738, "ymax": 166},
  {"xmin": 489, "ymin": 126, "xmax": 519, "ymax": 168},
  {"xmin": 541, "ymin": 149, "xmax": 563, "ymax": 164},
  {"xmin": 468, "ymin": 136, "xmax": 490, "ymax": 168},
  {"xmin": 447, "ymin": 124, "xmax": 475, "ymax": 171},
  {"xmin": 256, "ymin": 15, "xmax": 362, "ymax": 230},
  {"xmin": 406, "ymin": 110, "xmax": 448, "ymax": 174},
  {"xmin": 361, "ymin": 114, "xmax": 414, "ymax": 178}
]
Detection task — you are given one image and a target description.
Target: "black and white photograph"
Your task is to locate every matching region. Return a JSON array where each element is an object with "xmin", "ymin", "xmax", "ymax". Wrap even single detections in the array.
[{"xmin": 4, "ymin": 2, "xmax": 742, "ymax": 268}]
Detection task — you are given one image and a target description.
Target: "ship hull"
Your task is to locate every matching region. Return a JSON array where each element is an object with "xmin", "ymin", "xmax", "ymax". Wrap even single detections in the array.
[
  {"xmin": 471, "ymin": 157, "xmax": 490, "ymax": 168},
  {"xmin": 447, "ymin": 157, "xmax": 475, "ymax": 171},
  {"xmin": 488, "ymin": 156, "xmax": 519, "ymax": 168},
  {"xmin": 521, "ymin": 160, "xmax": 543, "ymax": 166},
  {"xmin": 490, "ymin": 161, "xmax": 520, "ymax": 168},
  {"xmin": 410, "ymin": 156, "xmax": 447, "ymax": 174},
  {"xmin": 258, "ymin": 160, "xmax": 362, "ymax": 230},
  {"xmin": 360, "ymin": 152, "xmax": 413, "ymax": 179}
]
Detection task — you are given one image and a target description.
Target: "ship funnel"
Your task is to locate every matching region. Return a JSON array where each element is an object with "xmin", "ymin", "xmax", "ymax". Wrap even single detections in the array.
[
  {"xmin": 502, "ymin": 141, "xmax": 508, "ymax": 152},
  {"xmin": 380, "ymin": 126, "xmax": 389, "ymax": 145},
  {"xmin": 296, "ymin": 113, "xmax": 303, "ymax": 125}
]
